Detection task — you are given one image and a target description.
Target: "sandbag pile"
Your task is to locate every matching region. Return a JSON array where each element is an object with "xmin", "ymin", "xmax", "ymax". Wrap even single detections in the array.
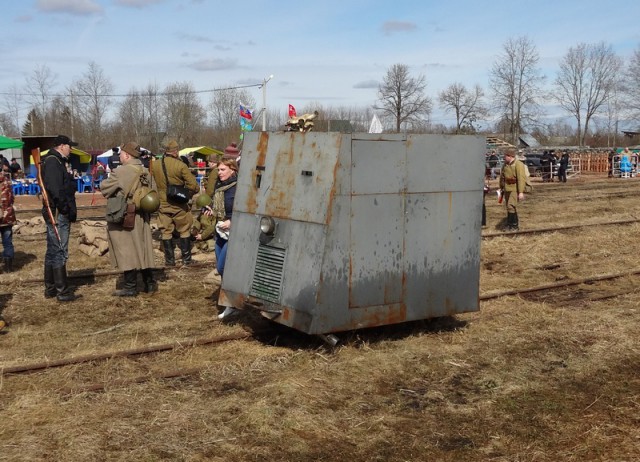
[
  {"xmin": 13, "ymin": 217, "xmax": 47, "ymax": 235},
  {"xmin": 77, "ymin": 220, "xmax": 109, "ymax": 257}
]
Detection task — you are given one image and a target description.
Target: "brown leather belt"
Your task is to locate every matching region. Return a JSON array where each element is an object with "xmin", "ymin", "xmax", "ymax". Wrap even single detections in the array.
[{"xmin": 505, "ymin": 178, "xmax": 517, "ymax": 184}]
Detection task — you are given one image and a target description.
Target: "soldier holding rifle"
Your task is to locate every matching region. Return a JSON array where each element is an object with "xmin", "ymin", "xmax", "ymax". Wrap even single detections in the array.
[{"xmin": 38, "ymin": 135, "xmax": 79, "ymax": 302}]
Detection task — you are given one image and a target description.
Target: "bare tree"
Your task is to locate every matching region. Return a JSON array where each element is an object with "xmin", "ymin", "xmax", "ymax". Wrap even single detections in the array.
[
  {"xmin": 623, "ymin": 45, "xmax": 640, "ymax": 122},
  {"xmin": 554, "ymin": 42, "xmax": 622, "ymax": 146},
  {"xmin": 1, "ymin": 83, "xmax": 23, "ymax": 137},
  {"xmin": 489, "ymin": 36, "xmax": 545, "ymax": 145},
  {"xmin": 376, "ymin": 63, "xmax": 432, "ymax": 133},
  {"xmin": 113, "ymin": 83, "xmax": 163, "ymax": 151},
  {"xmin": 24, "ymin": 64, "xmax": 58, "ymax": 134},
  {"xmin": 0, "ymin": 113, "xmax": 19, "ymax": 137},
  {"xmin": 162, "ymin": 81, "xmax": 206, "ymax": 147},
  {"xmin": 208, "ymin": 87, "xmax": 256, "ymax": 147},
  {"xmin": 438, "ymin": 83, "xmax": 487, "ymax": 133},
  {"xmin": 71, "ymin": 61, "xmax": 114, "ymax": 148}
]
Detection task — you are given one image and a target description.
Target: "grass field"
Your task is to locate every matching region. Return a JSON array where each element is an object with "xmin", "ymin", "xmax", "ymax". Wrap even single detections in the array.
[{"xmin": 0, "ymin": 175, "xmax": 638, "ymax": 461}]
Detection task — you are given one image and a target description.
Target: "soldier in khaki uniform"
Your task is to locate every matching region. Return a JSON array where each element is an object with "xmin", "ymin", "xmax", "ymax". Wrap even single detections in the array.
[
  {"xmin": 151, "ymin": 139, "xmax": 199, "ymax": 265},
  {"xmin": 101, "ymin": 142, "xmax": 157, "ymax": 296},
  {"xmin": 499, "ymin": 148, "xmax": 527, "ymax": 231}
]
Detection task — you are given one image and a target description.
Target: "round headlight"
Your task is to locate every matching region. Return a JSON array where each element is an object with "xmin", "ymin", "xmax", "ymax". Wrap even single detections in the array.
[{"xmin": 259, "ymin": 216, "xmax": 276, "ymax": 235}]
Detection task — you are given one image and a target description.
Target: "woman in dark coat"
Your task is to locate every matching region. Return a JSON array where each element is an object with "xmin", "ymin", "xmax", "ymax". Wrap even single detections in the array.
[{"xmin": 203, "ymin": 158, "xmax": 238, "ymax": 319}]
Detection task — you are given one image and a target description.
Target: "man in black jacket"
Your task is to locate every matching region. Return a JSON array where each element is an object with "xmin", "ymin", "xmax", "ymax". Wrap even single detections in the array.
[
  {"xmin": 41, "ymin": 135, "xmax": 79, "ymax": 302},
  {"xmin": 540, "ymin": 150, "xmax": 554, "ymax": 182}
]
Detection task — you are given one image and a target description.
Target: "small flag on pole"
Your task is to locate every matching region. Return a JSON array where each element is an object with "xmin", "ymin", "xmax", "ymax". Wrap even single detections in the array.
[
  {"xmin": 369, "ymin": 114, "xmax": 383, "ymax": 134},
  {"xmin": 240, "ymin": 104, "xmax": 253, "ymax": 121},
  {"xmin": 288, "ymin": 104, "xmax": 297, "ymax": 118},
  {"xmin": 239, "ymin": 103, "xmax": 253, "ymax": 139}
]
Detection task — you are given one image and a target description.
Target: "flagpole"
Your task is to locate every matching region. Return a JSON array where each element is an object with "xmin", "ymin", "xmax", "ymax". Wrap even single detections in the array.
[{"xmin": 260, "ymin": 74, "xmax": 274, "ymax": 131}]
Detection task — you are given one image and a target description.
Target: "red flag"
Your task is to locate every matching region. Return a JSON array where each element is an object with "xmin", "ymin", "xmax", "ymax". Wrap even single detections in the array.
[{"xmin": 288, "ymin": 104, "xmax": 297, "ymax": 118}]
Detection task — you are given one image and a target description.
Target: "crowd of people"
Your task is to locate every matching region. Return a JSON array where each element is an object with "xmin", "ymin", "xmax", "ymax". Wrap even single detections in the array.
[
  {"xmin": 485, "ymin": 146, "xmax": 638, "ymax": 232},
  {"xmin": 0, "ymin": 134, "xmax": 242, "ymax": 331}
]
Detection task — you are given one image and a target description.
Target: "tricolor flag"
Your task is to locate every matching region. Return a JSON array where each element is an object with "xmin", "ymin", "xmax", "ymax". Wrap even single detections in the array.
[
  {"xmin": 288, "ymin": 104, "xmax": 297, "ymax": 118},
  {"xmin": 239, "ymin": 103, "xmax": 253, "ymax": 121},
  {"xmin": 239, "ymin": 103, "xmax": 253, "ymax": 135}
]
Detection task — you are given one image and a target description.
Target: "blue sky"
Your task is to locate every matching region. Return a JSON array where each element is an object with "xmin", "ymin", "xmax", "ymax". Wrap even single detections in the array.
[{"xmin": 0, "ymin": 0, "xmax": 638, "ymax": 129}]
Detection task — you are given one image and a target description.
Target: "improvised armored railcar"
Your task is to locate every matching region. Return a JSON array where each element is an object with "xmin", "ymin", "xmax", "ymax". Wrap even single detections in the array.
[{"xmin": 218, "ymin": 132, "xmax": 485, "ymax": 336}]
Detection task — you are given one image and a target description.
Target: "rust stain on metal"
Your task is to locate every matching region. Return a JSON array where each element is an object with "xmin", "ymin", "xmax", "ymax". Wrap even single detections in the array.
[
  {"xmin": 264, "ymin": 137, "xmax": 296, "ymax": 218},
  {"xmin": 281, "ymin": 307, "xmax": 290, "ymax": 321},
  {"xmin": 346, "ymin": 303, "xmax": 408, "ymax": 330},
  {"xmin": 256, "ymin": 132, "xmax": 269, "ymax": 166},
  {"xmin": 324, "ymin": 138, "xmax": 342, "ymax": 226},
  {"xmin": 244, "ymin": 133, "xmax": 270, "ymax": 214}
]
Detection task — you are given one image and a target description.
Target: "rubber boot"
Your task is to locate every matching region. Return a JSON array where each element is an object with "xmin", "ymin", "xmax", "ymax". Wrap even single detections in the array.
[
  {"xmin": 113, "ymin": 270, "xmax": 138, "ymax": 297},
  {"xmin": 141, "ymin": 268, "xmax": 157, "ymax": 293},
  {"xmin": 44, "ymin": 265, "xmax": 56, "ymax": 298},
  {"xmin": 162, "ymin": 239, "xmax": 175, "ymax": 267},
  {"xmin": 179, "ymin": 237, "xmax": 193, "ymax": 265},
  {"xmin": 3, "ymin": 257, "xmax": 13, "ymax": 273},
  {"xmin": 53, "ymin": 266, "xmax": 78, "ymax": 302}
]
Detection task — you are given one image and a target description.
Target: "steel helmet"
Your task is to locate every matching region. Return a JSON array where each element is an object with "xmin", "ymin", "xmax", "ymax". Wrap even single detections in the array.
[
  {"xmin": 139, "ymin": 190, "xmax": 160, "ymax": 213},
  {"xmin": 195, "ymin": 193, "xmax": 212, "ymax": 208}
]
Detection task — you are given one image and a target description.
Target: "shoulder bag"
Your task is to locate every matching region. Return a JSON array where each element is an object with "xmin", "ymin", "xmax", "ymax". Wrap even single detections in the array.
[
  {"xmin": 162, "ymin": 157, "xmax": 191, "ymax": 204},
  {"xmin": 105, "ymin": 171, "xmax": 139, "ymax": 228}
]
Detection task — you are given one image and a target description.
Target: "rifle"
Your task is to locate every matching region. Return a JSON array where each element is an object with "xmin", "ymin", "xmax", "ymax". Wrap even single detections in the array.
[{"xmin": 32, "ymin": 148, "xmax": 61, "ymax": 244}]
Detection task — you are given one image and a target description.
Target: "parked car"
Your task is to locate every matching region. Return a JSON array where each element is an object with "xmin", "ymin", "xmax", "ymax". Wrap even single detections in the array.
[{"xmin": 523, "ymin": 153, "xmax": 544, "ymax": 176}]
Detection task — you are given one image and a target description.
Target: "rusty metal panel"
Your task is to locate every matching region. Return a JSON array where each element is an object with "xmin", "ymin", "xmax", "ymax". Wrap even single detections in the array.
[{"xmin": 234, "ymin": 131, "xmax": 342, "ymax": 224}]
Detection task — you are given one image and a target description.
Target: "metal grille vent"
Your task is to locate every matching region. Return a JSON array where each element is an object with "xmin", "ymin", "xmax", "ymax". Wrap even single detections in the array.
[{"xmin": 249, "ymin": 244, "xmax": 286, "ymax": 303}]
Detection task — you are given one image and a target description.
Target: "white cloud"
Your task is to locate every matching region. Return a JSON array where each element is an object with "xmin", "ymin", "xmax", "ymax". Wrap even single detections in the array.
[
  {"xmin": 188, "ymin": 58, "xmax": 239, "ymax": 72},
  {"xmin": 381, "ymin": 21, "xmax": 417, "ymax": 36},
  {"xmin": 36, "ymin": 0, "xmax": 103, "ymax": 15},
  {"xmin": 114, "ymin": 0, "xmax": 164, "ymax": 8}
]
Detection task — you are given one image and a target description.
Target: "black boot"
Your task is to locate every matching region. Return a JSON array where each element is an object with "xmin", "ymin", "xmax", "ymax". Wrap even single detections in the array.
[
  {"xmin": 162, "ymin": 239, "xmax": 175, "ymax": 267},
  {"xmin": 141, "ymin": 268, "xmax": 157, "ymax": 293},
  {"xmin": 52, "ymin": 266, "xmax": 78, "ymax": 302},
  {"xmin": 113, "ymin": 270, "xmax": 138, "ymax": 297},
  {"xmin": 512, "ymin": 212, "xmax": 519, "ymax": 231},
  {"xmin": 179, "ymin": 237, "xmax": 193, "ymax": 265},
  {"xmin": 507, "ymin": 212, "xmax": 519, "ymax": 231},
  {"xmin": 44, "ymin": 265, "xmax": 56, "ymax": 298},
  {"xmin": 3, "ymin": 257, "xmax": 13, "ymax": 272}
]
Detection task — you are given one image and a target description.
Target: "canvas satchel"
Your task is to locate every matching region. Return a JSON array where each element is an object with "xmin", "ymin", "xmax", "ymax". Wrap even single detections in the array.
[
  {"xmin": 105, "ymin": 171, "xmax": 140, "ymax": 225},
  {"xmin": 162, "ymin": 157, "xmax": 191, "ymax": 204}
]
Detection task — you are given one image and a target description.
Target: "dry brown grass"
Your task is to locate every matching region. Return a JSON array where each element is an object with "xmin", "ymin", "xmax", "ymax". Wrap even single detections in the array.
[{"xmin": 1, "ymin": 175, "xmax": 639, "ymax": 461}]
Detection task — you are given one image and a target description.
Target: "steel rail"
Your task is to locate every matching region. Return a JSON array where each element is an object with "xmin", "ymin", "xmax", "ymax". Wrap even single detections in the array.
[
  {"xmin": 479, "ymin": 268, "xmax": 640, "ymax": 300},
  {"xmin": 0, "ymin": 332, "xmax": 251, "ymax": 376},
  {"xmin": 482, "ymin": 217, "xmax": 640, "ymax": 238}
]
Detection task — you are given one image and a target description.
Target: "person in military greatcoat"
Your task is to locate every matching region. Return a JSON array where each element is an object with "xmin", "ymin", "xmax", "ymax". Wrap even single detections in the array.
[
  {"xmin": 100, "ymin": 142, "xmax": 157, "ymax": 297},
  {"xmin": 151, "ymin": 139, "xmax": 199, "ymax": 266}
]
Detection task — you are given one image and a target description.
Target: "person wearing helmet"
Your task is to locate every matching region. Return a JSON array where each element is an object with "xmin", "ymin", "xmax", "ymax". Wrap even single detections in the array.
[
  {"xmin": 191, "ymin": 193, "xmax": 216, "ymax": 252},
  {"xmin": 100, "ymin": 141, "xmax": 157, "ymax": 296}
]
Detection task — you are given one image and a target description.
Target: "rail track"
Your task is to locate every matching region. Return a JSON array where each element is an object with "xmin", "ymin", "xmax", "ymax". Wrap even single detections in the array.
[{"xmin": 2, "ymin": 264, "xmax": 639, "ymax": 394}]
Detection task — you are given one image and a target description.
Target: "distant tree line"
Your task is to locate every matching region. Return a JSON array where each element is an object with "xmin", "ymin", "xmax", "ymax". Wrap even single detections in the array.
[{"xmin": 1, "ymin": 36, "xmax": 640, "ymax": 150}]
